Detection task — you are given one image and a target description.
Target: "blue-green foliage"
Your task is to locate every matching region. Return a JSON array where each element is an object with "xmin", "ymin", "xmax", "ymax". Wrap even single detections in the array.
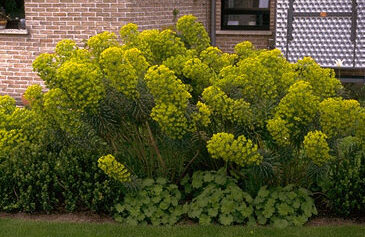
[
  {"xmin": 182, "ymin": 169, "xmax": 254, "ymax": 225},
  {"xmin": 254, "ymin": 185, "xmax": 317, "ymax": 228},
  {"xmin": 113, "ymin": 178, "xmax": 184, "ymax": 225}
]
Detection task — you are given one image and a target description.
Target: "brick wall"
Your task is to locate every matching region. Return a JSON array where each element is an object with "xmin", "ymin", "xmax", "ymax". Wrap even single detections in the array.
[
  {"xmin": 0, "ymin": 0, "xmax": 210, "ymax": 103},
  {"xmin": 215, "ymin": 0, "xmax": 276, "ymax": 52}
]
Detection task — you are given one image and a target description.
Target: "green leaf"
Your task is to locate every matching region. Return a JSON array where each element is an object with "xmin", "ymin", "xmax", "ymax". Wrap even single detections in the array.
[
  {"xmin": 199, "ymin": 214, "xmax": 212, "ymax": 225},
  {"xmin": 142, "ymin": 178, "xmax": 154, "ymax": 187},
  {"xmin": 207, "ymin": 207, "xmax": 219, "ymax": 217},
  {"xmin": 257, "ymin": 186, "xmax": 270, "ymax": 198},
  {"xmin": 159, "ymin": 201, "xmax": 170, "ymax": 210},
  {"xmin": 156, "ymin": 177, "xmax": 167, "ymax": 185},
  {"xmin": 273, "ymin": 218, "xmax": 289, "ymax": 228},
  {"xmin": 257, "ymin": 214, "xmax": 267, "ymax": 225},
  {"xmin": 219, "ymin": 214, "xmax": 234, "ymax": 226},
  {"xmin": 115, "ymin": 203, "xmax": 124, "ymax": 213}
]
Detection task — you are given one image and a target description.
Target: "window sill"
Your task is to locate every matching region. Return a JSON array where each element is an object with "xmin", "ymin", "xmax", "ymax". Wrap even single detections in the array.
[
  {"xmin": 216, "ymin": 30, "xmax": 272, "ymax": 36},
  {"xmin": 0, "ymin": 29, "xmax": 28, "ymax": 35}
]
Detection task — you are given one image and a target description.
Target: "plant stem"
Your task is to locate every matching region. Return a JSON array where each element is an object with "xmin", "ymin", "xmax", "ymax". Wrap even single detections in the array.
[{"xmin": 145, "ymin": 121, "xmax": 167, "ymax": 172}]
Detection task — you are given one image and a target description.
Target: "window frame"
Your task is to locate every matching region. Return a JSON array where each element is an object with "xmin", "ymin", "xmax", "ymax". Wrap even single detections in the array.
[{"xmin": 221, "ymin": 0, "xmax": 271, "ymax": 31}]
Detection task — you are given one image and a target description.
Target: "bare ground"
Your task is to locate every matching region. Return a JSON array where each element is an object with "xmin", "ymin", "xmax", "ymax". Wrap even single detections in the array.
[
  {"xmin": 0, "ymin": 212, "xmax": 115, "ymax": 224},
  {"xmin": 0, "ymin": 212, "xmax": 364, "ymax": 226}
]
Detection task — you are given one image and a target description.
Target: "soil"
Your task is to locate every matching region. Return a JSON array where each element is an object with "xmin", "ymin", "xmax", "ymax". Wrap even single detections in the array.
[
  {"xmin": 0, "ymin": 211, "xmax": 115, "ymax": 224},
  {"xmin": 306, "ymin": 217, "xmax": 365, "ymax": 226},
  {"xmin": 0, "ymin": 212, "xmax": 364, "ymax": 226}
]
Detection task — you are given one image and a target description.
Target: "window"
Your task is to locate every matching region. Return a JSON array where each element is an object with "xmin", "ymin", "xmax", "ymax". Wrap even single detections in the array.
[
  {"xmin": 0, "ymin": 0, "xmax": 25, "ymax": 30},
  {"xmin": 221, "ymin": 0, "xmax": 270, "ymax": 30}
]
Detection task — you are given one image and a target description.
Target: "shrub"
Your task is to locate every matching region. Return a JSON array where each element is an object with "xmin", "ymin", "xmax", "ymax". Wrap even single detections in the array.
[
  {"xmin": 113, "ymin": 178, "xmax": 184, "ymax": 225},
  {"xmin": 254, "ymin": 185, "xmax": 317, "ymax": 227},
  {"xmin": 324, "ymin": 136, "xmax": 365, "ymax": 216},
  {"xmin": 1, "ymin": 14, "xmax": 364, "ymax": 218},
  {"xmin": 182, "ymin": 169, "xmax": 254, "ymax": 225},
  {"xmin": 57, "ymin": 149, "xmax": 126, "ymax": 213}
]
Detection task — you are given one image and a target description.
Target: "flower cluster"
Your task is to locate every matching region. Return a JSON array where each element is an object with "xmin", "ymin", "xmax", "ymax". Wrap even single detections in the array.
[
  {"xmin": 191, "ymin": 101, "xmax": 212, "ymax": 129},
  {"xmin": 319, "ymin": 98, "xmax": 362, "ymax": 138},
  {"xmin": 32, "ymin": 53, "xmax": 58, "ymax": 88},
  {"xmin": 199, "ymin": 46, "xmax": 236, "ymax": 74},
  {"xmin": 268, "ymin": 81, "xmax": 320, "ymax": 142},
  {"xmin": 57, "ymin": 60, "xmax": 105, "ymax": 110},
  {"xmin": 86, "ymin": 31, "xmax": 119, "ymax": 59},
  {"xmin": 120, "ymin": 23, "xmax": 187, "ymax": 65},
  {"xmin": 145, "ymin": 65, "xmax": 192, "ymax": 138},
  {"xmin": 0, "ymin": 95, "xmax": 16, "ymax": 115},
  {"xmin": 98, "ymin": 155, "xmax": 131, "ymax": 182},
  {"xmin": 237, "ymin": 57, "xmax": 277, "ymax": 103},
  {"xmin": 151, "ymin": 104, "xmax": 189, "ymax": 138},
  {"xmin": 182, "ymin": 58, "xmax": 213, "ymax": 96},
  {"xmin": 267, "ymin": 117, "xmax": 291, "ymax": 146},
  {"xmin": 207, "ymin": 133, "xmax": 262, "ymax": 167},
  {"xmin": 176, "ymin": 15, "xmax": 210, "ymax": 52},
  {"xmin": 255, "ymin": 49, "xmax": 292, "ymax": 96},
  {"xmin": 0, "ymin": 96, "xmax": 47, "ymax": 156},
  {"xmin": 294, "ymin": 57, "xmax": 342, "ymax": 98},
  {"xmin": 303, "ymin": 131, "xmax": 331, "ymax": 166},
  {"xmin": 100, "ymin": 47, "xmax": 139, "ymax": 98},
  {"xmin": 55, "ymin": 39, "xmax": 78, "ymax": 61},
  {"xmin": 202, "ymin": 86, "xmax": 252, "ymax": 125}
]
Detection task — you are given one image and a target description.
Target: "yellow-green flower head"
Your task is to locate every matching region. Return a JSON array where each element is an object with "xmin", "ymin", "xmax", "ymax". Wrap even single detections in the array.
[
  {"xmin": 55, "ymin": 39, "xmax": 78, "ymax": 60},
  {"xmin": 0, "ymin": 95, "xmax": 16, "ymax": 115},
  {"xmin": 87, "ymin": 31, "xmax": 119, "ymax": 59},
  {"xmin": 319, "ymin": 98, "xmax": 362, "ymax": 138},
  {"xmin": 162, "ymin": 53, "xmax": 194, "ymax": 77},
  {"xmin": 182, "ymin": 58, "xmax": 213, "ymax": 95},
  {"xmin": 237, "ymin": 57, "xmax": 277, "ymax": 103},
  {"xmin": 145, "ymin": 65, "xmax": 192, "ymax": 138},
  {"xmin": 145, "ymin": 65, "xmax": 191, "ymax": 109},
  {"xmin": 234, "ymin": 41, "xmax": 257, "ymax": 59},
  {"xmin": 123, "ymin": 48, "xmax": 150, "ymax": 78},
  {"xmin": 56, "ymin": 60, "xmax": 105, "ymax": 110},
  {"xmin": 255, "ymin": 49, "xmax": 292, "ymax": 95},
  {"xmin": 23, "ymin": 84, "xmax": 44, "ymax": 109},
  {"xmin": 129, "ymin": 28, "xmax": 187, "ymax": 65},
  {"xmin": 202, "ymin": 86, "xmax": 252, "ymax": 125},
  {"xmin": 98, "ymin": 154, "xmax": 131, "ymax": 182},
  {"xmin": 32, "ymin": 53, "xmax": 58, "ymax": 88},
  {"xmin": 267, "ymin": 117, "xmax": 291, "ymax": 146},
  {"xmin": 151, "ymin": 103, "xmax": 189, "ymax": 139},
  {"xmin": 176, "ymin": 15, "xmax": 210, "ymax": 52},
  {"xmin": 43, "ymin": 88, "xmax": 82, "ymax": 133},
  {"xmin": 120, "ymin": 23, "xmax": 139, "ymax": 45},
  {"xmin": 207, "ymin": 132, "xmax": 263, "ymax": 167},
  {"xmin": 191, "ymin": 101, "xmax": 212, "ymax": 129},
  {"xmin": 275, "ymin": 80, "xmax": 320, "ymax": 128},
  {"xmin": 303, "ymin": 131, "xmax": 331, "ymax": 166},
  {"xmin": 200, "ymin": 46, "xmax": 236, "ymax": 74},
  {"xmin": 100, "ymin": 47, "xmax": 139, "ymax": 98},
  {"xmin": 294, "ymin": 57, "xmax": 342, "ymax": 98},
  {"xmin": 356, "ymin": 110, "xmax": 365, "ymax": 142}
]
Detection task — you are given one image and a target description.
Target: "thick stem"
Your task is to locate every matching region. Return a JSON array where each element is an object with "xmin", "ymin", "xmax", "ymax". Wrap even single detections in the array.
[
  {"xmin": 145, "ymin": 121, "xmax": 167, "ymax": 172},
  {"xmin": 178, "ymin": 150, "xmax": 200, "ymax": 182}
]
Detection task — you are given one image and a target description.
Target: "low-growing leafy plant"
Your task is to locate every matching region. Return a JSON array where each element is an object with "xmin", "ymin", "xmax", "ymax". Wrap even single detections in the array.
[
  {"xmin": 254, "ymin": 185, "xmax": 317, "ymax": 228},
  {"xmin": 113, "ymin": 178, "xmax": 184, "ymax": 225},
  {"xmin": 182, "ymin": 169, "xmax": 254, "ymax": 225}
]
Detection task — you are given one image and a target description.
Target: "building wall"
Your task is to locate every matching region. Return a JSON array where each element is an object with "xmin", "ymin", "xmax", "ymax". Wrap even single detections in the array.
[
  {"xmin": 215, "ymin": 0, "xmax": 276, "ymax": 52},
  {"xmin": 0, "ymin": 0, "xmax": 210, "ymax": 103}
]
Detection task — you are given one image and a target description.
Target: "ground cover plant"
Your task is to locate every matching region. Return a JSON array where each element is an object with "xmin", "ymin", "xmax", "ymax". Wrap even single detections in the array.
[{"xmin": 0, "ymin": 15, "xmax": 364, "ymax": 225}]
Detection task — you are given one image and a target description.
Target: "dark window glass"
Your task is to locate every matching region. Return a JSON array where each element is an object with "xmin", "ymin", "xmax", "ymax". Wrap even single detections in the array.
[
  {"xmin": 0, "ymin": 0, "xmax": 25, "ymax": 29},
  {"xmin": 221, "ymin": 0, "xmax": 270, "ymax": 30}
]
